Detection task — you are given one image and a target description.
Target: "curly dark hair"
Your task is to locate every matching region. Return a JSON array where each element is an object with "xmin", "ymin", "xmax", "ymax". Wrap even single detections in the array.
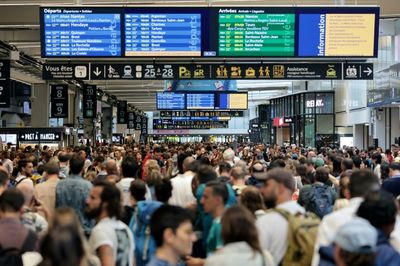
[{"xmin": 93, "ymin": 180, "xmax": 122, "ymax": 220}]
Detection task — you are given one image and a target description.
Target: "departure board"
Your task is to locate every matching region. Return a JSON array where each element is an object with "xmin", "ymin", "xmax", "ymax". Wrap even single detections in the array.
[
  {"xmin": 186, "ymin": 93, "xmax": 214, "ymax": 109},
  {"xmin": 156, "ymin": 93, "xmax": 185, "ymax": 110},
  {"xmin": 218, "ymin": 10, "xmax": 295, "ymax": 56},
  {"xmin": 42, "ymin": 8, "xmax": 121, "ymax": 57},
  {"xmin": 125, "ymin": 13, "xmax": 201, "ymax": 56}
]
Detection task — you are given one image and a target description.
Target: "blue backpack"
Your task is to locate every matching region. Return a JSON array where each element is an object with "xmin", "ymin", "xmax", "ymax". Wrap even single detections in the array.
[
  {"xmin": 306, "ymin": 185, "xmax": 334, "ymax": 219},
  {"xmin": 129, "ymin": 201, "xmax": 163, "ymax": 266}
]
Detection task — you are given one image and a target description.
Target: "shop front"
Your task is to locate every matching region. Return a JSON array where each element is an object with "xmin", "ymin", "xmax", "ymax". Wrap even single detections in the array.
[
  {"xmin": 0, "ymin": 128, "xmax": 65, "ymax": 149},
  {"xmin": 267, "ymin": 91, "xmax": 335, "ymax": 148}
]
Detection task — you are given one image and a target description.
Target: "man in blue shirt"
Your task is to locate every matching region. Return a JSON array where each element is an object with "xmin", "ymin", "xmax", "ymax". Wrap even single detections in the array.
[
  {"xmin": 357, "ymin": 190, "xmax": 400, "ymax": 266},
  {"xmin": 382, "ymin": 163, "xmax": 400, "ymax": 198},
  {"xmin": 56, "ymin": 154, "xmax": 94, "ymax": 236}
]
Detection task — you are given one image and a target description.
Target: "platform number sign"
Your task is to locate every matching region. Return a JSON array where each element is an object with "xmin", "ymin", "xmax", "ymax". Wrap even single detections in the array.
[
  {"xmin": 141, "ymin": 117, "xmax": 148, "ymax": 134},
  {"xmin": 117, "ymin": 101, "xmax": 127, "ymax": 124},
  {"xmin": 127, "ymin": 112, "xmax": 135, "ymax": 129},
  {"xmin": 50, "ymin": 84, "xmax": 68, "ymax": 118},
  {"xmin": 83, "ymin": 85, "xmax": 97, "ymax": 118},
  {"xmin": 0, "ymin": 60, "xmax": 10, "ymax": 108},
  {"xmin": 135, "ymin": 114, "xmax": 142, "ymax": 130}
]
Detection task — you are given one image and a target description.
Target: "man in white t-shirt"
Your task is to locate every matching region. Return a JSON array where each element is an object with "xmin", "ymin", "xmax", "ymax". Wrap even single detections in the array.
[
  {"xmin": 85, "ymin": 181, "xmax": 134, "ymax": 266},
  {"xmin": 256, "ymin": 168, "xmax": 305, "ymax": 264},
  {"xmin": 169, "ymin": 156, "xmax": 196, "ymax": 207}
]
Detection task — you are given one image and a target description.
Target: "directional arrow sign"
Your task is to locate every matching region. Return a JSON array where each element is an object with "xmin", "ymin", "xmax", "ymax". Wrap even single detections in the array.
[
  {"xmin": 363, "ymin": 67, "xmax": 373, "ymax": 76},
  {"xmin": 344, "ymin": 63, "xmax": 373, "ymax": 80},
  {"xmin": 93, "ymin": 67, "xmax": 102, "ymax": 77}
]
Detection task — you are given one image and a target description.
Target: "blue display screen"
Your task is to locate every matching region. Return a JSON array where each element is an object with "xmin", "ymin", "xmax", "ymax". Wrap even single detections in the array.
[
  {"xmin": 218, "ymin": 93, "xmax": 229, "ymax": 109},
  {"xmin": 125, "ymin": 13, "xmax": 201, "ymax": 57},
  {"xmin": 42, "ymin": 8, "xmax": 121, "ymax": 57},
  {"xmin": 156, "ymin": 93, "xmax": 185, "ymax": 110},
  {"xmin": 186, "ymin": 93, "xmax": 214, "ymax": 109}
]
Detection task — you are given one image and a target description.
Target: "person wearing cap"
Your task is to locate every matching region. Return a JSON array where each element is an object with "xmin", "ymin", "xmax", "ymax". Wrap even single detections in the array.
[
  {"xmin": 334, "ymin": 217, "xmax": 377, "ymax": 266},
  {"xmin": 315, "ymin": 157, "xmax": 325, "ymax": 168},
  {"xmin": 357, "ymin": 190, "xmax": 400, "ymax": 265},
  {"xmin": 256, "ymin": 168, "xmax": 305, "ymax": 264},
  {"xmin": 246, "ymin": 162, "xmax": 266, "ymax": 187},
  {"xmin": 382, "ymin": 163, "xmax": 400, "ymax": 198}
]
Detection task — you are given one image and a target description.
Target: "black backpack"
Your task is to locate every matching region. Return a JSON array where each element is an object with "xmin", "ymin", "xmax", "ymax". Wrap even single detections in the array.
[
  {"xmin": 305, "ymin": 185, "xmax": 334, "ymax": 219},
  {"xmin": 0, "ymin": 230, "xmax": 36, "ymax": 266}
]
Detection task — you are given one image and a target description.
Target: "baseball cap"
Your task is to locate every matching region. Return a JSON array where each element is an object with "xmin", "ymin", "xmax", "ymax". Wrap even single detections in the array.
[
  {"xmin": 253, "ymin": 168, "xmax": 295, "ymax": 192},
  {"xmin": 291, "ymin": 154, "xmax": 299, "ymax": 160},
  {"xmin": 334, "ymin": 217, "xmax": 377, "ymax": 254},
  {"xmin": 314, "ymin": 158, "xmax": 325, "ymax": 168},
  {"xmin": 251, "ymin": 162, "xmax": 266, "ymax": 179}
]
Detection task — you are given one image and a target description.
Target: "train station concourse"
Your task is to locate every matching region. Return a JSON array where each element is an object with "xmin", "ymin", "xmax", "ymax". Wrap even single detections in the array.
[{"xmin": 0, "ymin": 1, "xmax": 399, "ymax": 266}]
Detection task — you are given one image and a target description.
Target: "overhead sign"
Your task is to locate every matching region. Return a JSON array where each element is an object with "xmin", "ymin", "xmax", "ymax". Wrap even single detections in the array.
[
  {"xmin": 91, "ymin": 63, "xmax": 137, "ymax": 79},
  {"xmin": 50, "ymin": 84, "xmax": 68, "ymax": 118},
  {"xmin": 343, "ymin": 63, "xmax": 374, "ymax": 80},
  {"xmin": 117, "ymin": 100, "xmax": 127, "ymax": 124},
  {"xmin": 43, "ymin": 63, "xmax": 89, "ymax": 80},
  {"xmin": 0, "ymin": 60, "xmax": 10, "ymax": 108},
  {"xmin": 43, "ymin": 62, "xmax": 373, "ymax": 80},
  {"xmin": 41, "ymin": 6, "xmax": 379, "ymax": 58},
  {"xmin": 141, "ymin": 116, "xmax": 148, "ymax": 134},
  {"xmin": 160, "ymin": 110, "xmax": 243, "ymax": 117},
  {"xmin": 134, "ymin": 114, "xmax": 142, "ymax": 130},
  {"xmin": 125, "ymin": 12, "xmax": 201, "ymax": 57},
  {"xmin": 284, "ymin": 117, "xmax": 294, "ymax": 123},
  {"xmin": 82, "ymin": 85, "xmax": 97, "ymax": 118},
  {"xmin": 127, "ymin": 112, "xmax": 135, "ymax": 129},
  {"xmin": 19, "ymin": 132, "xmax": 61, "ymax": 142},
  {"xmin": 211, "ymin": 63, "xmax": 343, "ymax": 79},
  {"xmin": 41, "ymin": 8, "xmax": 121, "ymax": 57},
  {"xmin": 219, "ymin": 11, "xmax": 295, "ymax": 57},
  {"xmin": 164, "ymin": 80, "xmax": 237, "ymax": 92},
  {"xmin": 153, "ymin": 119, "xmax": 228, "ymax": 129}
]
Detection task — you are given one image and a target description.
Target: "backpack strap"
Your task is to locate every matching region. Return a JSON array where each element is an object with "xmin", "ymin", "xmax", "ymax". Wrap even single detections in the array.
[
  {"xmin": 268, "ymin": 208, "xmax": 291, "ymax": 220},
  {"xmin": 20, "ymin": 230, "xmax": 36, "ymax": 253},
  {"xmin": 15, "ymin": 177, "xmax": 28, "ymax": 187}
]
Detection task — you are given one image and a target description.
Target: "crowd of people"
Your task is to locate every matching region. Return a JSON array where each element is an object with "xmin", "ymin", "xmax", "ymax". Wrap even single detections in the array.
[{"xmin": 0, "ymin": 142, "xmax": 400, "ymax": 266}]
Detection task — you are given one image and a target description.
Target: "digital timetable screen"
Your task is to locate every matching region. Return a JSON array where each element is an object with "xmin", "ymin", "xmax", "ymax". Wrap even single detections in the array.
[
  {"xmin": 186, "ymin": 93, "xmax": 215, "ymax": 109},
  {"xmin": 41, "ymin": 8, "xmax": 121, "ymax": 57},
  {"xmin": 125, "ymin": 13, "xmax": 201, "ymax": 57},
  {"xmin": 40, "ymin": 6, "xmax": 379, "ymax": 58},
  {"xmin": 218, "ymin": 10, "xmax": 295, "ymax": 56},
  {"xmin": 156, "ymin": 93, "xmax": 185, "ymax": 110}
]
